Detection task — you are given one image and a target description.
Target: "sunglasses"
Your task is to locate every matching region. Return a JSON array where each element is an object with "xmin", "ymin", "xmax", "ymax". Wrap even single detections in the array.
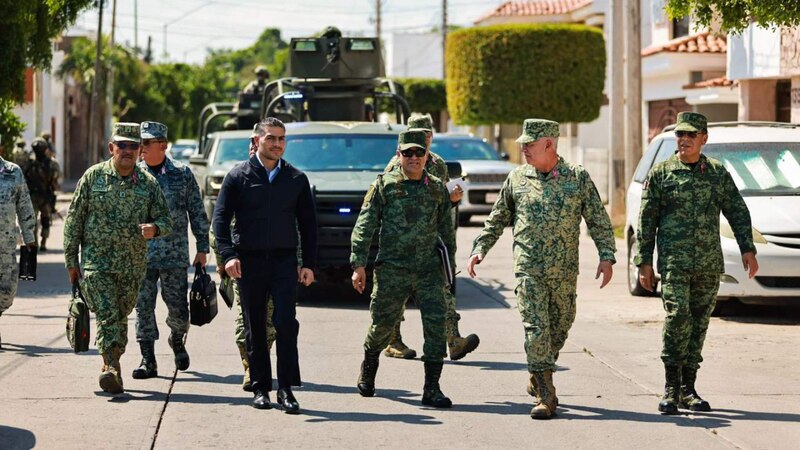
[
  {"xmin": 674, "ymin": 131, "xmax": 699, "ymax": 138},
  {"xmin": 114, "ymin": 142, "xmax": 141, "ymax": 151},
  {"xmin": 400, "ymin": 148, "xmax": 427, "ymax": 158},
  {"xmin": 142, "ymin": 139, "xmax": 166, "ymax": 146}
]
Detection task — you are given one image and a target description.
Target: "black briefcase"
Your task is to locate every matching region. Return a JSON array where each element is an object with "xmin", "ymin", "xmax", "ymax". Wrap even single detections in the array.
[
  {"xmin": 190, "ymin": 263, "xmax": 218, "ymax": 326},
  {"xmin": 66, "ymin": 282, "xmax": 91, "ymax": 353},
  {"xmin": 219, "ymin": 276, "xmax": 235, "ymax": 309},
  {"xmin": 19, "ymin": 245, "xmax": 38, "ymax": 281}
]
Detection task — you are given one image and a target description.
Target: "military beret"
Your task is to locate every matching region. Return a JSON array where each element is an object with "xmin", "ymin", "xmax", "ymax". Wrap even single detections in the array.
[
  {"xmin": 397, "ymin": 130, "xmax": 427, "ymax": 150},
  {"xmin": 407, "ymin": 113, "xmax": 433, "ymax": 132},
  {"xmin": 516, "ymin": 119, "xmax": 560, "ymax": 144},
  {"xmin": 674, "ymin": 111, "xmax": 707, "ymax": 133},
  {"xmin": 112, "ymin": 122, "xmax": 141, "ymax": 143},
  {"xmin": 31, "ymin": 137, "xmax": 48, "ymax": 149},
  {"xmin": 141, "ymin": 121, "xmax": 168, "ymax": 140}
]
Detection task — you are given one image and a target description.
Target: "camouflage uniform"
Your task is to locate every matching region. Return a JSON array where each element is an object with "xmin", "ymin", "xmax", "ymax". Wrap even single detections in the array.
[
  {"xmin": 353, "ymin": 130, "xmax": 455, "ymax": 407},
  {"xmin": 23, "ymin": 138, "xmax": 57, "ymax": 249},
  {"xmin": 0, "ymin": 157, "xmax": 36, "ymax": 344},
  {"xmin": 635, "ymin": 112, "xmax": 755, "ymax": 413},
  {"xmin": 471, "ymin": 119, "xmax": 615, "ymax": 418},
  {"xmin": 64, "ymin": 123, "xmax": 172, "ymax": 386}
]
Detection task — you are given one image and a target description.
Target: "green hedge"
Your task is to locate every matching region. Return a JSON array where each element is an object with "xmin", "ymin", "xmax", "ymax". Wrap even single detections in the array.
[
  {"xmin": 394, "ymin": 78, "xmax": 447, "ymax": 114},
  {"xmin": 446, "ymin": 24, "xmax": 606, "ymax": 125}
]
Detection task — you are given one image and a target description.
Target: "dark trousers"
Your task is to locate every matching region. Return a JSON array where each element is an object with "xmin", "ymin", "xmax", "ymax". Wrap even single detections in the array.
[{"xmin": 237, "ymin": 251, "xmax": 300, "ymax": 393}]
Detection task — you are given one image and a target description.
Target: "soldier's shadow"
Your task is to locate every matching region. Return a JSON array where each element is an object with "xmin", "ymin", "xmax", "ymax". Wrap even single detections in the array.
[
  {"xmin": 109, "ymin": 388, "xmax": 251, "ymax": 406},
  {"xmin": 556, "ymin": 403, "xmax": 734, "ymax": 427}
]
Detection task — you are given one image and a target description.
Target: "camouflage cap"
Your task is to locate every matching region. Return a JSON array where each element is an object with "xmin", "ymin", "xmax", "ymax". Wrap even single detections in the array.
[
  {"xmin": 15, "ymin": 138, "xmax": 25, "ymax": 146},
  {"xmin": 31, "ymin": 137, "xmax": 48, "ymax": 149},
  {"xmin": 674, "ymin": 111, "xmax": 707, "ymax": 133},
  {"xmin": 112, "ymin": 122, "xmax": 141, "ymax": 143},
  {"xmin": 397, "ymin": 130, "xmax": 427, "ymax": 150},
  {"xmin": 516, "ymin": 118, "xmax": 560, "ymax": 144},
  {"xmin": 140, "ymin": 121, "xmax": 168, "ymax": 140},
  {"xmin": 407, "ymin": 113, "xmax": 433, "ymax": 132},
  {"xmin": 254, "ymin": 65, "xmax": 270, "ymax": 77}
]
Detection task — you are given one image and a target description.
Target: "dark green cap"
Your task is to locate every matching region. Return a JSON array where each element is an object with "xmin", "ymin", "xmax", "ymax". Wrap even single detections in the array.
[
  {"xmin": 112, "ymin": 122, "xmax": 141, "ymax": 143},
  {"xmin": 397, "ymin": 130, "xmax": 427, "ymax": 150},
  {"xmin": 674, "ymin": 112, "xmax": 707, "ymax": 133},
  {"xmin": 407, "ymin": 113, "xmax": 433, "ymax": 132},
  {"xmin": 516, "ymin": 118, "xmax": 560, "ymax": 144}
]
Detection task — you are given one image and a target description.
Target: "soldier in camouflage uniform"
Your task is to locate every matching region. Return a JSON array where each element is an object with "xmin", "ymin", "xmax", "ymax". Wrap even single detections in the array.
[
  {"xmin": 382, "ymin": 113, "xmax": 479, "ymax": 361},
  {"xmin": 0, "ymin": 154, "xmax": 36, "ymax": 349},
  {"xmin": 468, "ymin": 119, "xmax": 616, "ymax": 420},
  {"xmin": 64, "ymin": 122, "xmax": 173, "ymax": 394},
  {"xmin": 41, "ymin": 132, "xmax": 61, "ymax": 213},
  {"xmin": 23, "ymin": 138, "xmax": 58, "ymax": 251},
  {"xmin": 11, "ymin": 139, "xmax": 30, "ymax": 168},
  {"xmin": 131, "ymin": 122, "xmax": 210, "ymax": 380},
  {"xmin": 243, "ymin": 66, "xmax": 270, "ymax": 95},
  {"xmin": 352, "ymin": 130, "xmax": 456, "ymax": 408},
  {"xmin": 635, "ymin": 112, "xmax": 758, "ymax": 415}
]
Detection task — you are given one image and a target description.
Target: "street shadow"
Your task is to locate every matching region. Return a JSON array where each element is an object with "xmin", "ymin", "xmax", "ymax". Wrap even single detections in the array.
[
  {"xmin": 716, "ymin": 301, "xmax": 800, "ymax": 325},
  {"xmin": 458, "ymin": 278, "xmax": 514, "ymax": 310},
  {"xmin": 692, "ymin": 407, "xmax": 800, "ymax": 424},
  {"xmin": 557, "ymin": 403, "xmax": 733, "ymax": 428},
  {"xmin": 15, "ymin": 261, "xmax": 71, "ymax": 298},
  {"xmin": 301, "ymin": 408, "xmax": 442, "ymax": 424},
  {"xmin": 445, "ymin": 360, "xmax": 529, "ymax": 371},
  {"xmin": 450, "ymin": 400, "xmax": 531, "ymax": 416},
  {"xmin": 180, "ymin": 370, "xmax": 241, "ymax": 386},
  {"xmin": 107, "ymin": 388, "xmax": 251, "ymax": 406},
  {"xmin": 0, "ymin": 425, "xmax": 36, "ymax": 450},
  {"xmin": 0, "ymin": 342, "xmax": 94, "ymax": 357}
]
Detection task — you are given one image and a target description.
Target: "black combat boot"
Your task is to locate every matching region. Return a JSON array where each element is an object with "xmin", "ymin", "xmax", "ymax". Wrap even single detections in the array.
[
  {"xmin": 421, "ymin": 361, "xmax": 452, "ymax": 408},
  {"xmin": 357, "ymin": 351, "xmax": 380, "ymax": 397},
  {"xmin": 168, "ymin": 333, "xmax": 190, "ymax": 371},
  {"xmin": 132, "ymin": 340, "xmax": 158, "ymax": 379},
  {"xmin": 658, "ymin": 364, "xmax": 681, "ymax": 414},
  {"xmin": 680, "ymin": 366, "xmax": 711, "ymax": 412}
]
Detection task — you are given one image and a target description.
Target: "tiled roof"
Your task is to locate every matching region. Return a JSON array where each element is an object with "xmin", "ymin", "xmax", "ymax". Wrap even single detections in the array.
[
  {"xmin": 683, "ymin": 76, "xmax": 736, "ymax": 90},
  {"xmin": 642, "ymin": 31, "xmax": 727, "ymax": 57},
  {"xmin": 475, "ymin": 0, "xmax": 593, "ymax": 23}
]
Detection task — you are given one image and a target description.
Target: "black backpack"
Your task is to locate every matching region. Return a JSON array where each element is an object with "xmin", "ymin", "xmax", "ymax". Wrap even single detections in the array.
[{"xmin": 190, "ymin": 263, "xmax": 218, "ymax": 326}]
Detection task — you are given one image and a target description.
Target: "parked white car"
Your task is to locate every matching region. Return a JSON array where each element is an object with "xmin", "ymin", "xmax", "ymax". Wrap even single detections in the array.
[{"xmin": 625, "ymin": 122, "xmax": 800, "ymax": 307}]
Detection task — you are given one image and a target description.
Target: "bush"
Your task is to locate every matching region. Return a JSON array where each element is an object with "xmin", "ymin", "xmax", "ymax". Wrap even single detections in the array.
[
  {"xmin": 446, "ymin": 24, "xmax": 606, "ymax": 125},
  {"xmin": 394, "ymin": 78, "xmax": 446, "ymax": 114}
]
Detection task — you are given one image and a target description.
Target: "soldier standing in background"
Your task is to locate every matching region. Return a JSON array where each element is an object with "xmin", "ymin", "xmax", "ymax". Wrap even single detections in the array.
[
  {"xmin": 64, "ymin": 122, "xmax": 173, "ymax": 394},
  {"xmin": 40, "ymin": 132, "xmax": 61, "ymax": 212},
  {"xmin": 635, "ymin": 112, "xmax": 758, "ymax": 415},
  {"xmin": 11, "ymin": 139, "xmax": 30, "ymax": 168},
  {"xmin": 0, "ymin": 153, "xmax": 36, "ymax": 349},
  {"xmin": 382, "ymin": 113, "xmax": 479, "ymax": 361},
  {"xmin": 468, "ymin": 119, "xmax": 616, "ymax": 420},
  {"xmin": 243, "ymin": 66, "xmax": 270, "ymax": 95},
  {"xmin": 132, "ymin": 122, "xmax": 209, "ymax": 380},
  {"xmin": 352, "ymin": 130, "xmax": 455, "ymax": 408},
  {"xmin": 24, "ymin": 138, "xmax": 58, "ymax": 251}
]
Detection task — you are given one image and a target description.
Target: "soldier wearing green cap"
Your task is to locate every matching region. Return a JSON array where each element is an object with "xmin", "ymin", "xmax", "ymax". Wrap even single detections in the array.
[
  {"xmin": 22, "ymin": 137, "xmax": 58, "ymax": 251},
  {"xmin": 352, "ymin": 129, "xmax": 455, "ymax": 408},
  {"xmin": 635, "ymin": 111, "xmax": 758, "ymax": 415},
  {"xmin": 381, "ymin": 113, "xmax": 479, "ymax": 362},
  {"xmin": 11, "ymin": 138, "xmax": 30, "ymax": 168},
  {"xmin": 468, "ymin": 118, "xmax": 616, "ymax": 419},
  {"xmin": 64, "ymin": 122, "xmax": 173, "ymax": 395},
  {"xmin": 244, "ymin": 65, "xmax": 270, "ymax": 95}
]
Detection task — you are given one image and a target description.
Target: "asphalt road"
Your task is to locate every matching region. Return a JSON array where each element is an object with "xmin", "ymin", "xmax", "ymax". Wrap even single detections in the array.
[{"xmin": 1, "ymin": 204, "xmax": 799, "ymax": 449}]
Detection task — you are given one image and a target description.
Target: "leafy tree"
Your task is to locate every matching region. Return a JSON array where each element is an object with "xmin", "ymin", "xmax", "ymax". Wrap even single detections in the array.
[
  {"xmin": 667, "ymin": 0, "xmax": 800, "ymax": 33},
  {"xmin": 0, "ymin": 99, "xmax": 26, "ymax": 159}
]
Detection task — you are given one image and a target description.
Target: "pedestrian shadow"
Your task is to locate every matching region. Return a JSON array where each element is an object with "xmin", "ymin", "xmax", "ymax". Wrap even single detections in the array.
[
  {"xmin": 458, "ymin": 278, "xmax": 513, "ymax": 309},
  {"xmin": 301, "ymin": 408, "xmax": 442, "ymax": 425},
  {"xmin": 0, "ymin": 342, "xmax": 95, "ymax": 357},
  {"xmin": 445, "ymin": 360, "xmax": 529, "ymax": 371},
  {"xmin": 180, "ymin": 370, "xmax": 241, "ymax": 386},
  {"xmin": 0, "ymin": 425, "xmax": 36, "ymax": 450},
  {"xmin": 15, "ymin": 261, "xmax": 71, "ymax": 298},
  {"xmin": 108, "ymin": 388, "xmax": 251, "ymax": 406},
  {"xmin": 556, "ymin": 403, "xmax": 733, "ymax": 427},
  {"xmin": 451, "ymin": 400, "xmax": 531, "ymax": 416},
  {"xmin": 691, "ymin": 407, "xmax": 800, "ymax": 424}
]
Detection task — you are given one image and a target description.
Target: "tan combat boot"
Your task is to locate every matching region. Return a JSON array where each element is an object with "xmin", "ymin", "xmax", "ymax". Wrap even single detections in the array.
[
  {"xmin": 527, "ymin": 371, "xmax": 559, "ymax": 406},
  {"xmin": 530, "ymin": 370, "xmax": 557, "ymax": 419},
  {"xmin": 446, "ymin": 319, "xmax": 480, "ymax": 361},
  {"xmin": 99, "ymin": 349, "xmax": 124, "ymax": 394},
  {"xmin": 238, "ymin": 345, "xmax": 252, "ymax": 392},
  {"xmin": 384, "ymin": 322, "xmax": 416, "ymax": 359}
]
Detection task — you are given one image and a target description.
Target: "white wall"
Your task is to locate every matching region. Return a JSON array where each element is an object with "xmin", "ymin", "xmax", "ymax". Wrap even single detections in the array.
[
  {"xmin": 387, "ymin": 32, "xmax": 444, "ymax": 79},
  {"xmin": 727, "ymin": 24, "xmax": 781, "ymax": 81}
]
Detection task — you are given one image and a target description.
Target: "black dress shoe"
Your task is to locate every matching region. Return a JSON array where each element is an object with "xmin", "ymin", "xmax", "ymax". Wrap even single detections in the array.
[
  {"xmin": 277, "ymin": 388, "xmax": 300, "ymax": 414},
  {"xmin": 252, "ymin": 391, "xmax": 271, "ymax": 410}
]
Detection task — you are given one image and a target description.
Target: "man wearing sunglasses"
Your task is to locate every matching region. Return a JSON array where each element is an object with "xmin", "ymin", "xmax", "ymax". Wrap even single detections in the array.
[
  {"xmin": 467, "ymin": 118, "xmax": 616, "ymax": 419},
  {"xmin": 635, "ymin": 112, "xmax": 758, "ymax": 414},
  {"xmin": 352, "ymin": 130, "xmax": 456, "ymax": 408},
  {"xmin": 381, "ymin": 113, "xmax": 479, "ymax": 362},
  {"xmin": 131, "ymin": 121, "xmax": 209, "ymax": 380},
  {"xmin": 64, "ymin": 122, "xmax": 173, "ymax": 394}
]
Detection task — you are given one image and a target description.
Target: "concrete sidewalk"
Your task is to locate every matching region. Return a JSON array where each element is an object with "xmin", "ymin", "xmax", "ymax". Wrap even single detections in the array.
[{"xmin": 1, "ymin": 219, "xmax": 798, "ymax": 449}]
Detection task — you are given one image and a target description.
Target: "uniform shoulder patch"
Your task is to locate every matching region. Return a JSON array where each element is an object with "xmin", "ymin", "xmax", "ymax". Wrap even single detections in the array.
[{"xmin": 363, "ymin": 184, "xmax": 376, "ymax": 207}]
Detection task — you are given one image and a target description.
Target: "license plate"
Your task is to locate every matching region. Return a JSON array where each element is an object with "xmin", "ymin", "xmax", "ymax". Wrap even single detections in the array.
[{"xmin": 485, "ymin": 192, "xmax": 498, "ymax": 204}]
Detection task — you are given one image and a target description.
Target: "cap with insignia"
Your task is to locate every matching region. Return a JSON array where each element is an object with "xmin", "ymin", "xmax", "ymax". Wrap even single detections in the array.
[
  {"xmin": 407, "ymin": 113, "xmax": 433, "ymax": 132},
  {"xmin": 398, "ymin": 130, "xmax": 427, "ymax": 150},
  {"xmin": 516, "ymin": 118, "xmax": 560, "ymax": 144},
  {"xmin": 140, "ymin": 121, "xmax": 168, "ymax": 140},
  {"xmin": 112, "ymin": 122, "xmax": 141, "ymax": 143},
  {"xmin": 674, "ymin": 112, "xmax": 707, "ymax": 133}
]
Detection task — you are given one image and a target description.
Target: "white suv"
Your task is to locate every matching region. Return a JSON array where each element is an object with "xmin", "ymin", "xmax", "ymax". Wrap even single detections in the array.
[{"xmin": 625, "ymin": 122, "xmax": 800, "ymax": 307}]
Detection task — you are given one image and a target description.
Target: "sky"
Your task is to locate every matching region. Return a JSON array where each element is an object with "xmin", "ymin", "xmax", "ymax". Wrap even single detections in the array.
[{"xmin": 68, "ymin": 0, "xmax": 505, "ymax": 64}]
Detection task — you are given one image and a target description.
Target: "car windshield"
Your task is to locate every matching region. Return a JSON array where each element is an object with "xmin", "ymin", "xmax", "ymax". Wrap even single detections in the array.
[
  {"xmin": 430, "ymin": 138, "xmax": 500, "ymax": 161},
  {"xmin": 656, "ymin": 139, "xmax": 800, "ymax": 196},
  {"xmin": 212, "ymin": 134, "xmax": 400, "ymax": 171},
  {"xmin": 170, "ymin": 144, "xmax": 195, "ymax": 161}
]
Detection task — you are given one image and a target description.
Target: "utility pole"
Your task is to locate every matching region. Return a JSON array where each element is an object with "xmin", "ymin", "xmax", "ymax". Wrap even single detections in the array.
[
  {"xmin": 442, "ymin": 0, "xmax": 447, "ymax": 79},
  {"xmin": 106, "ymin": 0, "xmax": 117, "ymax": 144},
  {"xmin": 375, "ymin": 0, "xmax": 381, "ymax": 38},
  {"xmin": 134, "ymin": 0, "xmax": 138, "ymax": 54},
  {"xmin": 608, "ymin": 0, "xmax": 625, "ymax": 227},
  {"xmin": 624, "ymin": 0, "xmax": 643, "ymax": 194},
  {"xmin": 88, "ymin": 0, "xmax": 104, "ymax": 165}
]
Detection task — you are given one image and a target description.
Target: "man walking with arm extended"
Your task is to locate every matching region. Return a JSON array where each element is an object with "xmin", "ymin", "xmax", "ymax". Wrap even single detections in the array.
[{"xmin": 467, "ymin": 119, "xmax": 616, "ymax": 419}]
